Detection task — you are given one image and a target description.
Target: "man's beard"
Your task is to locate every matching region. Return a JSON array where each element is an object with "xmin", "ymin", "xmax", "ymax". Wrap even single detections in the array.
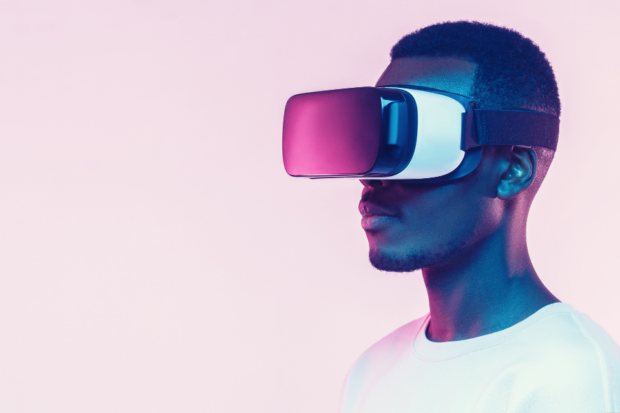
[{"xmin": 369, "ymin": 241, "xmax": 465, "ymax": 272}]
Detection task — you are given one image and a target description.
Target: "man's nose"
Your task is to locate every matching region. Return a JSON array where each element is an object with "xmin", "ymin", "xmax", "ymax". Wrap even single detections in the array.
[{"xmin": 360, "ymin": 179, "xmax": 386, "ymax": 188}]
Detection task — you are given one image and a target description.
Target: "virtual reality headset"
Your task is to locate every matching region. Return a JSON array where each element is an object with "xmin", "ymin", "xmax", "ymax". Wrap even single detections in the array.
[{"xmin": 282, "ymin": 86, "xmax": 559, "ymax": 182}]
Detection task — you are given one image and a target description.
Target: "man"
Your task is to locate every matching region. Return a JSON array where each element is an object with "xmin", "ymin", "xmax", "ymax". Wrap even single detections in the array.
[{"xmin": 338, "ymin": 22, "xmax": 620, "ymax": 412}]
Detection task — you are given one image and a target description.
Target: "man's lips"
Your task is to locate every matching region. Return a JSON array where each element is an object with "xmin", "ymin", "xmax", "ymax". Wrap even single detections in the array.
[
  {"xmin": 359, "ymin": 202, "xmax": 399, "ymax": 231},
  {"xmin": 359, "ymin": 202, "xmax": 399, "ymax": 218}
]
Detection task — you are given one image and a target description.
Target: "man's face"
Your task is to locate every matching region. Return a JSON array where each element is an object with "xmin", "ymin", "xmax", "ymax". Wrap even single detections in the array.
[{"xmin": 361, "ymin": 57, "xmax": 504, "ymax": 272}]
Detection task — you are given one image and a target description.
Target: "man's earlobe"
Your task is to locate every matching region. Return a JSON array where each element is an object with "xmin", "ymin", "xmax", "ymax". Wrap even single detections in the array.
[{"xmin": 497, "ymin": 147, "xmax": 536, "ymax": 200}]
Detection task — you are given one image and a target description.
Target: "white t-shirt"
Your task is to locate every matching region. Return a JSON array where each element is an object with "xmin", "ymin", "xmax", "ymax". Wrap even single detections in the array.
[{"xmin": 339, "ymin": 303, "xmax": 620, "ymax": 413}]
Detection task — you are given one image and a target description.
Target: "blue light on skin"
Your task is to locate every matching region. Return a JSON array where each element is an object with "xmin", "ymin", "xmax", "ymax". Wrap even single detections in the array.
[{"xmin": 360, "ymin": 57, "xmax": 559, "ymax": 342}]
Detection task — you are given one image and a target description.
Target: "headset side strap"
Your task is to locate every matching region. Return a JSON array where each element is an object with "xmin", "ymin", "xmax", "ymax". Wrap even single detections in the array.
[
  {"xmin": 461, "ymin": 101, "xmax": 480, "ymax": 151},
  {"xmin": 473, "ymin": 109, "xmax": 559, "ymax": 150}
]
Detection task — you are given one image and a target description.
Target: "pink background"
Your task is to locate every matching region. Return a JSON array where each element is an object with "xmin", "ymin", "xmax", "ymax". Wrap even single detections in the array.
[{"xmin": 0, "ymin": 0, "xmax": 618, "ymax": 411}]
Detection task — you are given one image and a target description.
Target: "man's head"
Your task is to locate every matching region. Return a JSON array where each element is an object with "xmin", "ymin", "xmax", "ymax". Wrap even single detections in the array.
[{"xmin": 362, "ymin": 21, "xmax": 560, "ymax": 272}]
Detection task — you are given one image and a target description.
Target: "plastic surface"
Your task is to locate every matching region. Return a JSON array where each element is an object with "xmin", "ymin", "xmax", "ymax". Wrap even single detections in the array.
[
  {"xmin": 283, "ymin": 88, "xmax": 383, "ymax": 176},
  {"xmin": 282, "ymin": 86, "xmax": 485, "ymax": 181},
  {"xmin": 385, "ymin": 88, "xmax": 466, "ymax": 179}
]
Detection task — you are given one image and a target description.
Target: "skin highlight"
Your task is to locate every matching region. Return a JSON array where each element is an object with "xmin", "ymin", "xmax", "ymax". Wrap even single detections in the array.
[{"xmin": 361, "ymin": 57, "xmax": 559, "ymax": 342}]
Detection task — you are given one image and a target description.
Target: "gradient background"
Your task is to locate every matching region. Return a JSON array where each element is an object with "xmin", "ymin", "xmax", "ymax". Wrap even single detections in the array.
[{"xmin": 0, "ymin": 0, "xmax": 618, "ymax": 412}]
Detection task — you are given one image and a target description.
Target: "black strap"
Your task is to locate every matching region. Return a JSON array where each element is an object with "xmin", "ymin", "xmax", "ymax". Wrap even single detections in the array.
[{"xmin": 473, "ymin": 109, "xmax": 559, "ymax": 151}]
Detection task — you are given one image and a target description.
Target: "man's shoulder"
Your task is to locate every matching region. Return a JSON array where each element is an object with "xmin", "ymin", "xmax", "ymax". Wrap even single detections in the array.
[
  {"xmin": 506, "ymin": 306, "xmax": 620, "ymax": 407},
  {"xmin": 514, "ymin": 307, "xmax": 620, "ymax": 365},
  {"xmin": 339, "ymin": 315, "xmax": 427, "ymax": 411},
  {"xmin": 344, "ymin": 315, "xmax": 426, "ymax": 383},
  {"xmin": 571, "ymin": 311, "xmax": 620, "ymax": 363},
  {"xmin": 339, "ymin": 306, "xmax": 620, "ymax": 412},
  {"xmin": 357, "ymin": 315, "xmax": 426, "ymax": 362},
  {"xmin": 559, "ymin": 311, "xmax": 620, "ymax": 388}
]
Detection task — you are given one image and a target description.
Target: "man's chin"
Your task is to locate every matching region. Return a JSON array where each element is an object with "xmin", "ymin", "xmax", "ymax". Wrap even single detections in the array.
[
  {"xmin": 369, "ymin": 247, "xmax": 428, "ymax": 272},
  {"xmin": 368, "ymin": 244, "xmax": 461, "ymax": 273}
]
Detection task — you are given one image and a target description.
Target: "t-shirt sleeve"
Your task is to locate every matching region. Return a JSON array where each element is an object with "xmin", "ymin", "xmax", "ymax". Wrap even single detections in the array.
[{"xmin": 506, "ymin": 312, "xmax": 620, "ymax": 413}]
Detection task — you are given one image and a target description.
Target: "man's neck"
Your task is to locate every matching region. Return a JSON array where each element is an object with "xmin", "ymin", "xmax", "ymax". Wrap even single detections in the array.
[{"xmin": 422, "ymin": 222, "xmax": 559, "ymax": 342}]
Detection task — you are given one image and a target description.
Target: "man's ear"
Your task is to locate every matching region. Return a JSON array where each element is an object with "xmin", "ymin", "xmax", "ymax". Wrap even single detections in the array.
[{"xmin": 497, "ymin": 147, "xmax": 537, "ymax": 200}]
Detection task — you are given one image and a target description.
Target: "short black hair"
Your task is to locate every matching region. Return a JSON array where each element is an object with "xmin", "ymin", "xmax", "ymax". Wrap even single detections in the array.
[{"xmin": 391, "ymin": 21, "xmax": 561, "ymax": 117}]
